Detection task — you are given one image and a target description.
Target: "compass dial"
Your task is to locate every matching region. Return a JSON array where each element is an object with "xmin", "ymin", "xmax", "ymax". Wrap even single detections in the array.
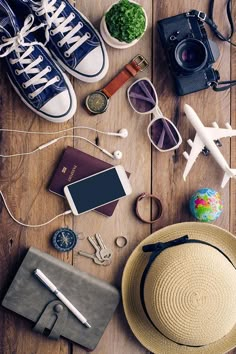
[
  {"xmin": 52, "ymin": 228, "xmax": 77, "ymax": 252},
  {"xmin": 86, "ymin": 91, "xmax": 109, "ymax": 114}
]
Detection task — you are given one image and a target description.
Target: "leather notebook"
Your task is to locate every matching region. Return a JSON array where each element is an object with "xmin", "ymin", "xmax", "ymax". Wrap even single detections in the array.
[
  {"xmin": 48, "ymin": 146, "xmax": 130, "ymax": 217},
  {"xmin": 2, "ymin": 247, "xmax": 120, "ymax": 351}
]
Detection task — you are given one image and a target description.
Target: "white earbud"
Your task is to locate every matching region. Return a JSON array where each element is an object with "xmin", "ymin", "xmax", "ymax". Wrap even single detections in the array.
[
  {"xmin": 106, "ymin": 128, "xmax": 128, "ymax": 138},
  {"xmin": 100, "ymin": 148, "xmax": 122, "ymax": 160},
  {"xmin": 113, "ymin": 150, "xmax": 123, "ymax": 160},
  {"xmin": 118, "ymin": 128, "xmax": 128, "ymax": 138}
]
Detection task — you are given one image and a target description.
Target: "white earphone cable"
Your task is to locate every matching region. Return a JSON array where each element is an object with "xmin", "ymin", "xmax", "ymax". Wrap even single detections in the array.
[
  {"xmin": 0, "ymin": 126, "xmax": 116, "ymax": 136},
  {"xmin": 0, "ymin": 127, "xmax": 126, "ymax": 226},
  {"xmin": 0, "ymin": 135, "xmax": 114, "ymax": 158},
  {"xmin": 0, "ymin": 191, "xmax": 72, "ymax": 228},
  {"xmin": 0, "ymin": 149, "xmax": 39, "ymax": 158}
]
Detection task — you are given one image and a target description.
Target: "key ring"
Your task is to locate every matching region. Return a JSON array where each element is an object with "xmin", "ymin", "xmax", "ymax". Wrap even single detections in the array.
[{"xmin": 135, "ymin": 193, "xmax": 162, "ymax": 224}]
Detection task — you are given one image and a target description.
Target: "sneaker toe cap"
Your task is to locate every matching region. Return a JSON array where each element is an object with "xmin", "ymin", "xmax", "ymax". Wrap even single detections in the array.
[
  {"xmin": 75, "ymin": 46, "xmax": 107, "ymax": 80},
  {"xmin": 40, "ymin": 90, "xmax": 76, "ymax": 122}
]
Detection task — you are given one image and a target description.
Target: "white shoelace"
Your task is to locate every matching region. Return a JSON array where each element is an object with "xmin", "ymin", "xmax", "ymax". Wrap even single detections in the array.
[
  {"xmin": 31, "ymin": 0, "xmax": 90, "ymax": 57},
  {"xmin": 0, "ymin": 15, "xmax": 59, "ymax": 99}
]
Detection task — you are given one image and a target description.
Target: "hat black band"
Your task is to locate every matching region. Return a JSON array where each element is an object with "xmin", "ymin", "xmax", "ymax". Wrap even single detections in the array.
[{"xmin": 140, "ymin": 235, "xmax": 234, "ymax": 348}]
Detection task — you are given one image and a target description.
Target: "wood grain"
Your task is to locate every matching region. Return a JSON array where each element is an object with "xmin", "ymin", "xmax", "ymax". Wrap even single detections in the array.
[
  {"xmin": 229, "ymin": 0, "xmax": 236, "ymax": 353},
  {"xmin": 152, "ymin": 0, "xmax": 231, "ymax": 232},
  {"xmin": 0, "ymin": 0, "xmax": 235, "ymax": 353},
  {"xmin": 72, "ymin": 1, "xmax": 152, "ymax": 353}
]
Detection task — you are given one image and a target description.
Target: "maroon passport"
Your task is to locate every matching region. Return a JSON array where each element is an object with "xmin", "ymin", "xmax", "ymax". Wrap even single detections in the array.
[{"xmin": 48, "ymin": 146, "xmax": 130, "ymax": 217}]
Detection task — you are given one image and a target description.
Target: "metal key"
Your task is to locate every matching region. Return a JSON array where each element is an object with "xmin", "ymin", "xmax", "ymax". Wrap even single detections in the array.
[
  {"xmin": 95, "ymin": 234, "xmax": 113, "ymax": 260},
  {"xmin": 78, "ymin": 250, "xmax": 111, "ymax": 266},
  {"xmin": 87, "ymin": 236, "xmax": 103, "ymax": 261}
]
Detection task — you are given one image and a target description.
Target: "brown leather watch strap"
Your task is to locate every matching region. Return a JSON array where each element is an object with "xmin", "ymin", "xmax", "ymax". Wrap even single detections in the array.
[
  {"xmin": 102, "ymin": 55, "xmax": 148, "ymax": 98},
  {"xmin": 135, "ymin": 193, "xmax": 162, "ymax": 224}
]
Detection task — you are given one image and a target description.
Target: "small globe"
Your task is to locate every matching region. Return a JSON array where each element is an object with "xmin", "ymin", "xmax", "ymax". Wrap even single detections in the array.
[{"xmin": 189, "ymin": 188, "xmax": 223, "ymax": 222}]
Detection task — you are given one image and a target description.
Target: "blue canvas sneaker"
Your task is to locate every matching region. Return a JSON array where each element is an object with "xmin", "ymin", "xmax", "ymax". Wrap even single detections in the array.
[
  {"xmin": 18, "ymin": 0, "xmax": 109, "ymax": 83},
  {"xmin": 0, "ymin": 0, "xmax": 77, "ymax": 122}
]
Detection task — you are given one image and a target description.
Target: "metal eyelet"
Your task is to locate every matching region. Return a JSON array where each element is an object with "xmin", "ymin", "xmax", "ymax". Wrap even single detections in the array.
[
  {"xmin": 50, "ymin": 29, "xmax": 54, "ymax": 36},
  {"xmin": 56, "ymin": 76, "xmax": 60, "ymax": 82},
  {"xmin": 64, "ymin": 52, "xmax": 70, "ymax": 58},
  {"xmin": 78, "ymin": 21, "xmax": 83, "ymax": 27},
  {"xmin": 22, "ymin": 83, "xmax": 27, "ymax": 88},
  {"xmin": 35, "ymin": 11, "xmax": 40, "ymax": 16},
  {"xmin": 39, "ymin": 55, "xmax": 43, "ymax": 61},
  {"xmin": 47, "ymin": 66, "xmax": 52, "ymax": 72},
  {"xmin": 15, "ymin": 69, "xmax": 20, "ymax": 75},
  {"xmin": 71, "ymin": 13, "xmax": 75, "ymax": 19},
  {"xmin": 86, "ymin": 32, "xmax": 91, "ymax": 38},
  {"xmin": 28, "ymin": 93, "xmax": 34, "ymax": 99},
  {"xmin": 57, "ymin": 41, "xmax": 62, "ymax": 47}
]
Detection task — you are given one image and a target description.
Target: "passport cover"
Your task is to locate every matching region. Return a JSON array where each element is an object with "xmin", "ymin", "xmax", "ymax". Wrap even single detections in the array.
[
  {"xmin": 48, "ymin": 147, "xmax": 130, "ymax": 217},
  {"xmin": 2, "ymin": 247, "xmax": 120, "ymax": 350}
]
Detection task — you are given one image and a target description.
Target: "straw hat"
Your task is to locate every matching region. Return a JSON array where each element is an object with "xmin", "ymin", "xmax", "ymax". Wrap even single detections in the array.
[{"xmin": 122, "ymin": 222, "xmax": 236, "ymax": 354}]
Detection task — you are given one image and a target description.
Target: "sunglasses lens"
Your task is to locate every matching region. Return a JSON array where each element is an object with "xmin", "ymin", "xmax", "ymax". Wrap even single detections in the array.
[
  {"xmin": 129, "ymin": 80, "xmax": 156, "ymax": 113},
  {"xmin": 149, "ymin": 118, "xmax": 180, "ymax": 150}
]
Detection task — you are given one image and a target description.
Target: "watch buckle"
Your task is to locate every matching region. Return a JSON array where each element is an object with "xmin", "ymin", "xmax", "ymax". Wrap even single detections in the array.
[{"xmin": 133, "ymin": 54, "xmax": 149, "ymax": 72}]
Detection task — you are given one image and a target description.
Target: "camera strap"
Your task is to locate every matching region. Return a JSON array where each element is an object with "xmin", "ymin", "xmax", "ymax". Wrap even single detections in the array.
[
  {"xmin": 187, "ymin": 0, "xmax": 236, "ymax": 91},
  {"xmin": 208, "ymin": 0, "xmax": 235, "ymax": 45}
]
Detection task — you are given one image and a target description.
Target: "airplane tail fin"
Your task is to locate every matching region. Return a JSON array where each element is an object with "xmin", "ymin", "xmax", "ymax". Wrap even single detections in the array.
[{"xmin": 221, "ymin": 169, "xmax": 236, "ymax": 188}]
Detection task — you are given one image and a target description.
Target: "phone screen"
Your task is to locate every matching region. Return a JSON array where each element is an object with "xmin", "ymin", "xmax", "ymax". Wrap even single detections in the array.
[{"xmin": 66, "ymin": 168, "xmax": 126, "ymax": 214}]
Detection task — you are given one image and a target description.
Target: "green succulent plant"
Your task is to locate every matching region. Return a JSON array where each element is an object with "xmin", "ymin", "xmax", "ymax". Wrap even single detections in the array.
[{"xmin": 105, "ymin": 0, "xmax": 146, "ymax": 43}]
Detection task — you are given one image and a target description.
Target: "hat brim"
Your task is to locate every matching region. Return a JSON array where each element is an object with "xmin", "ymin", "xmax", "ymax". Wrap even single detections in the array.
[{"xmin": 122, "ymin": 222, "xmax": 236, "ymax": 354}]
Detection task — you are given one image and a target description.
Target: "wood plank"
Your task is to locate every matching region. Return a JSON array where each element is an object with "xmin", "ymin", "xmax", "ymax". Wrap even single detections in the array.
[
  {"xmin": 152, "ymin": 0, "xmax": 231, "ymax": 231},
  {"xmin": 229, "ymin": 0, "xmax": 236, "ymax": 353},
  {"xmin": 153, "ymin": 2, "xmax": 234, "ymax": 354},
  {"xmin": 72, "ymin": 1, "xmax": 152, "ymax": 353},
  {"xmin": 0, "ymin": 83, "xmax": 73, "ymax": 353},
  {"xmin": 230, "ymin": 0, "xmax": 236, "ymax": 237},
  {"xmin": 0, "ymin": 11, "xmax": 74, "ymax": 354}
]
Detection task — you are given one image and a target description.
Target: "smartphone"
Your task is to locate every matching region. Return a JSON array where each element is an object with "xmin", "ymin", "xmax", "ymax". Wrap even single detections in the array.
[{"xmin": 64, "ymin": 165, "xmax": 132, "ymax": 216}]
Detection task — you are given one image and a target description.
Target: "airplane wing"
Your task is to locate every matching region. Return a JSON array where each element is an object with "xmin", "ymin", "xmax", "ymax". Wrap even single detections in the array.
[
  {"xmin": 221, "ymin": 168, "xmax": 236, "ymax": 188},
  {"xmin": 205, "ymin": 127, "xmax": 236, "ymax": 140},
  {"xmin": 183, "ymin": 134, "xmax": 205, "ymax": 181}
]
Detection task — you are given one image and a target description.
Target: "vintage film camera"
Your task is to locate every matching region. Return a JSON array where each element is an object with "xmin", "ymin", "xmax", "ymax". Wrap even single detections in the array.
[{"xmin": 158, "ymin": 11, "xmax": 220, "ymax": 96}]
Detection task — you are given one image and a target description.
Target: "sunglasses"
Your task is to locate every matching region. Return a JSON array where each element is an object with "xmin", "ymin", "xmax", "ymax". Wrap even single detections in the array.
[{"xmin": 127, "ymin": 78, "xmax": 182, "ymax": 152}]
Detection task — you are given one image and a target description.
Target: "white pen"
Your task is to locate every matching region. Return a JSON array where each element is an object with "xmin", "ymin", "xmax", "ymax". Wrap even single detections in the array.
[{"xmin": 34, "ymin": 268, "xmax": 91, "ymax": 328}]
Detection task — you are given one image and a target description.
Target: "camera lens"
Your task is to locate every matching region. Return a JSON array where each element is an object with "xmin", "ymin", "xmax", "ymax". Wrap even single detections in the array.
[{"xmin": 175, "ymin": 39, "xmax": 208, "ymax": 72}]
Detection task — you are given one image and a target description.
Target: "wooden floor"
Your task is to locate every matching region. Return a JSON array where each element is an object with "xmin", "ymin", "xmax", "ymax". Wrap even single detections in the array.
[{"xmin": 0, "ymin": 0, "xmax": 235, "ymax": 353}]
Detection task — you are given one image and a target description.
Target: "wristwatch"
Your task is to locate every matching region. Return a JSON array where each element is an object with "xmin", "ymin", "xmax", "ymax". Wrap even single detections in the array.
[{"xmin": 85, "ymin": 54, "xmax": 149, "ymax": 115}]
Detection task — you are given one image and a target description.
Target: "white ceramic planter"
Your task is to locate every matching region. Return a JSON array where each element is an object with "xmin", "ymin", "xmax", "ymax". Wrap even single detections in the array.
[{"xmin": 100, "ymin": 1, "xmax": 148, "ymax": 49}]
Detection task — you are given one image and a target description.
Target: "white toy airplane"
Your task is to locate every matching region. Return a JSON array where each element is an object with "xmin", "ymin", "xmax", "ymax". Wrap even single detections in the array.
[{"xmin": 183, "ymin": 104, "xmax": 236, "ymax": 188}]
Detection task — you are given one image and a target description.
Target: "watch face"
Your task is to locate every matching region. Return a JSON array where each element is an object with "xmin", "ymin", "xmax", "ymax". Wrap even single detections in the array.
[
  {"xmin": 86, "ymin": 91, "xmax": 109, "ymax": 114},
  {"xmin": 52, "ymin": 228, "xmax": 77, "ymax": 252}
]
